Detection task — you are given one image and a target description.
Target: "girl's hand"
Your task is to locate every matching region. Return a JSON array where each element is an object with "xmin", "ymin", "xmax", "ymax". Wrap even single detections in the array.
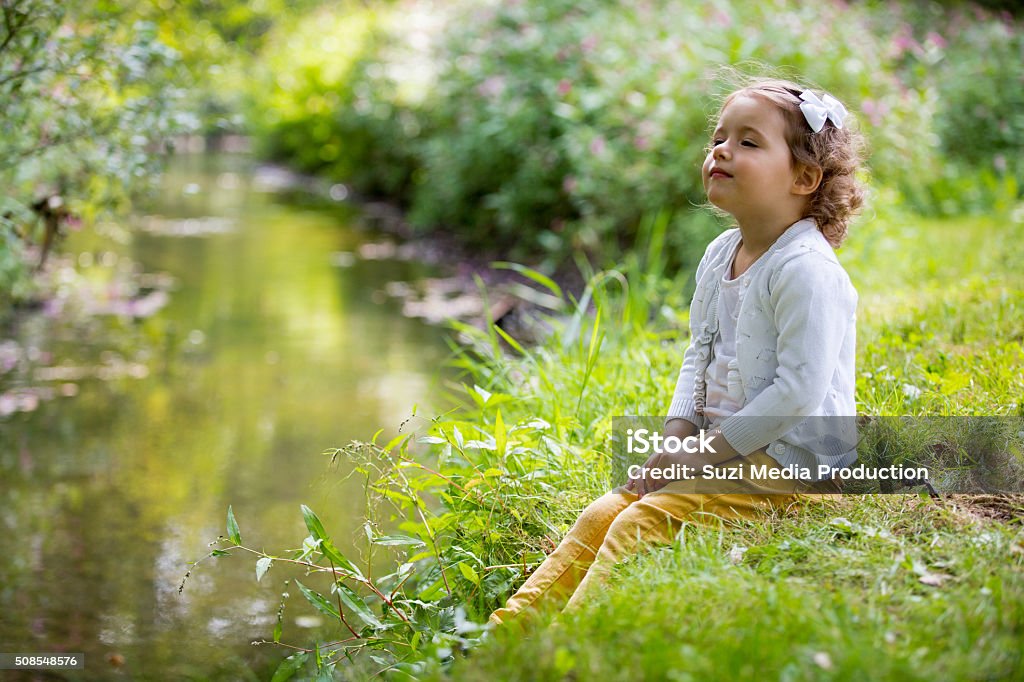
[
  {"xmin": 626, "ymin": 449, "xmax": 703, "ymax": 499},
  {"xmin": 625, "ymin": 418, "xmax": 699, "ymax": 497},
  {"xmin": 623, "ymin": 423, "xmax": 738, "ymax": 498}
]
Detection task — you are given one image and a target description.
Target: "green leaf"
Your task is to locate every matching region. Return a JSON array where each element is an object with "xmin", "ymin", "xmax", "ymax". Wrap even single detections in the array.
[
  {"xmin": 301, "ymin": 505, "xmax": 328, "ymax": 542},
  {"xmin": 295, "ymin": 580, "xmax": 340, "ymax": 621},
  {"xmin": 335, "ymin": 581, "xmax": 383, "ymax": 629},
  {"xmin": 271, "ymin": 652, "xmax": 308, "ymax": 682},
  {"xmin": 372, "ymin": 534, "xmax": 425, "ymax": 547},
  {"xmin": 383, "ymin": 432, "xmax": 410, "ymax": 452},
  {"xmin": 321, "ymin": 539, "xmax": 362, "ymax": 577},
  {"xmin": 299, "ymin": 535, "xmax": 321, "ymax": 561},
  {"xmin": 315, "ymin": 660, "xmax": 335, "ymax": 682},
  {"xmin": 273, "ymin": 591, "xmax": 285, "ymax": 643},
  {"xmin": 226, "ymin": 505, "xmax": 241, "ymax": 545},
  {"xmin": 494, "ymin": 324, "xmax": 528, "ymax": 355},
  {"xmin": 473, "ymin": 384, "xmax": 492, "ymax": 405},
  {"xmin": 494, "ymin": 410, "xmax": 507, "ymax": 457},
  {"xmin": 256, "ymin": 557, "xmax": 273, "ymax": 582},
  {"xmin": 211, "ymin": 549, "xmax": 231, "ymax": 557},
  {"xmin": 491, "ymin": 261, "xmax": 563, "ymax": 299},
  {"xmin": 458, "ymin": 562, "xmax": 481, "ymax": 585},
  {"xmin": 418, "ymin": 576, "xmax": 447, "ymax": 601}
]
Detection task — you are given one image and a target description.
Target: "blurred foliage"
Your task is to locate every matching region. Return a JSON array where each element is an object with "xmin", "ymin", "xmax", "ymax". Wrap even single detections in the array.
[
  {"xmin": 248, "ymin": 0, "xmax": 1023, "ymax": 262},
  {"xmin": 407, "ymin": 0, "xmax": 933, "ymax": 259},
  {"xmin": 0, "ymin": 0, "xmax": 192, "ymax": 311},
  {"xmin": 131, "ymin": 0, "xmax": 326, "ymax": 136},
  {"xmin": 864, "ymin": 0, "xmax": 1024, "ymax": 216},
  {"xmin": 4, "ymin": 0, "xmax": 1022, "ymax": 301},
  {"xmin": 245, "ymin": 5, "xmax": 421, "ymax": 196},
  {"xmin": 0, "ymin": 0, "xmax": 338, "ymax": 313}
]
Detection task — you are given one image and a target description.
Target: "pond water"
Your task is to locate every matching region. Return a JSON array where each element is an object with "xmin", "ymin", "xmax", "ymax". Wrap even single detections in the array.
[{"xmin": 0, "ymin": 154, "xmax": 452, "ymax": 679}]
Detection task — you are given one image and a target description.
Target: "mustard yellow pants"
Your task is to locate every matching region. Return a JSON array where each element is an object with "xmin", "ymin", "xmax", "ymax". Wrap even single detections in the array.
[{"xmin": 487, "ymin": 450, "xmax": 840, "ymax": 628}]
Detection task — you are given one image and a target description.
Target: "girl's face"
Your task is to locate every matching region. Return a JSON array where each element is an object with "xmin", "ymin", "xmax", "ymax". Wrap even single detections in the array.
[{"xmin": 702, "ymin": 94, "xmax": 803, "ymax": 225}]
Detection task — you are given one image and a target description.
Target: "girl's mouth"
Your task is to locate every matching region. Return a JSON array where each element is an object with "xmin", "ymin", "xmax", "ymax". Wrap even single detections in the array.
[{"xmin": 709, "ymin": 169, "xmax": 732, "ymax": 179}]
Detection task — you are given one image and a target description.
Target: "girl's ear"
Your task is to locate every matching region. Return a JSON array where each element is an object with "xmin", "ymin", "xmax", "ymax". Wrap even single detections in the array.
[{"xmin": 792, "ymin": 163, "xmax": 823, "ymax": 196}]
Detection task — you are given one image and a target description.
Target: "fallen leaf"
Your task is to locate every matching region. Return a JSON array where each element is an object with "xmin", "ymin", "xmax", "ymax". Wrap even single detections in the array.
[
  {"xmin": 918, "ymin": 572, "xmax": 953, "ymax": 587},
  {"xmin": 728, "ymin": 545, "xmax": 748, "ymax": 564},
  {"xmin": 813, "ymin": 652, "xmax": 833, "ymax": 670}
]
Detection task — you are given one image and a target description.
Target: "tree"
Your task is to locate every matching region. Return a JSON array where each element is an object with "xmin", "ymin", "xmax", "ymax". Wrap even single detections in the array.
[{"xmin": 0, "ymin": 0, "xmax": 190, "ymax": 309}]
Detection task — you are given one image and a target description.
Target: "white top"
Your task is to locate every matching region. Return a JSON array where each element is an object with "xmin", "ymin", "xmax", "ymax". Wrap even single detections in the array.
[
  {"xmin": 703, "ymin": 242, "xmax": 762, "ymax": 425},
  {"xmin": 666, "ymin": 219, "xmax": 859, "ymax": 478}
]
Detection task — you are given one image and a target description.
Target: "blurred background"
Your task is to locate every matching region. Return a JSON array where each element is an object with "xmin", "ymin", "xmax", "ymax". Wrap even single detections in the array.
[{"xmin": 1, "ymin": 0, "xmax": 1021, "ymax": 678}]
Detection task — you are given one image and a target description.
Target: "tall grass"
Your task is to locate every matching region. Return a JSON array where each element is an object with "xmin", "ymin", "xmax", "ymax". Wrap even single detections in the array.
[{"xmin": 193, "ymin": 207, "xmax": 1024, "ymax": 680}]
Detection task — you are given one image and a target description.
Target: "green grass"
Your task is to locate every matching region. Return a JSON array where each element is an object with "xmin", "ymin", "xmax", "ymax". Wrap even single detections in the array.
[
  {"xmin": 843, "ymin": 210, "xmax": 1024, "ymax": 416},
  {"xmin": 403, "ymin": 207, "xmax": 1024, "ymax": 681},
  {"xmin": 441, "ymin": 496, "xmax": 1023, "ymax": 681},
  {"xmin": 217, "ymin": 207, "xmax": 1024, "ymax": 680}
]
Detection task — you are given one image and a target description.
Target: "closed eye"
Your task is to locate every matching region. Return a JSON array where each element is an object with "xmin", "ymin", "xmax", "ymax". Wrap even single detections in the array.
[
  {"xmin": 741, "ymin": 140, "xmax": 758, "ymax": 147},
  {"xmin": 712, "ymin": 139, "xmax": 725, "ymax": 146}
]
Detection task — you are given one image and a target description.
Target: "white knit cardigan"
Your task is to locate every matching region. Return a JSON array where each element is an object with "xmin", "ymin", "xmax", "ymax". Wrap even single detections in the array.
[{"xmin": 666, "ymin": 219, "xmax": 860, "ymax": 476}]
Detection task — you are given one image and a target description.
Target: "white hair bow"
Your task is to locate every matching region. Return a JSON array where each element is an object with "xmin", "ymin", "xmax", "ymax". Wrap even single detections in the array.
[{"xmin": 799, "ymin": 90, "xmax": 847, "ymax": 133}]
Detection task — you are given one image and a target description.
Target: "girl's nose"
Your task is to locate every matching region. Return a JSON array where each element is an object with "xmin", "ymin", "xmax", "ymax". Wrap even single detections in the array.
[{"xmin": 713, "ymin": 143, "xmax": 730, "ymax": 160}]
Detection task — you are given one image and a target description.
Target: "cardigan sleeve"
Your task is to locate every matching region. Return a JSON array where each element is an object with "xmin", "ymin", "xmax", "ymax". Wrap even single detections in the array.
[{"xmin": 717, "ymin": 251, "xmax": 857, "ymax": 455}]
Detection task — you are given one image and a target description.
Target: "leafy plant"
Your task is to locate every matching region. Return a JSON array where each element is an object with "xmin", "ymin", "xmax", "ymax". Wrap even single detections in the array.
[{"xmin": 0, "ymin": 0, "xmax": 191, "ymax": 310}]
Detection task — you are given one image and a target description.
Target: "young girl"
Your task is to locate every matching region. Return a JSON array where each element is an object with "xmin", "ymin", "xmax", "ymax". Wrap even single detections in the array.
[{"xmin": 488, "ymin": 78, "xmax": 864, "ymax": 628}]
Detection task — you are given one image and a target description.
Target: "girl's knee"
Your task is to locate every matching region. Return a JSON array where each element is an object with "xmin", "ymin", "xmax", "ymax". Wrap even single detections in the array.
[
  {"xmin": 573, "ymin": 491, "xmax": 633, "ymax": 527},
  {"xmin": 604, "ymin": 504, "xmax": 675, "ymax": 544}
]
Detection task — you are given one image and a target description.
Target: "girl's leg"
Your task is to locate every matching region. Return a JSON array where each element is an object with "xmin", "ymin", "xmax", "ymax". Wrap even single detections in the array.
[
  {"xmin": 563, "ymin": 451, "xmax": 816, "ymax": 612},
  {"xmin": 487, "ymin": 490, "xmax": 636, "ymax": 628},
  {"xmin": 562, "ymin": 493, "xmax": 701, "ymax": 613}
]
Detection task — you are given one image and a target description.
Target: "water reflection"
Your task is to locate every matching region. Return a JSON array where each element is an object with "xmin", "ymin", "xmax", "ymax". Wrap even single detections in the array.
[{"xmin": 0, "ymin": 154, "xmax": 450, "ymax": 679}]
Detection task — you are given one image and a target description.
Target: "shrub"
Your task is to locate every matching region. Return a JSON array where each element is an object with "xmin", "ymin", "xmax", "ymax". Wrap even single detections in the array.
[
  {"xmin": 0, "ymin": 2, "xmax": 189, "ymax": 310},
  {"xmin": 247, "ymin": 0, "xmax": 1021, "ymax": 258}
]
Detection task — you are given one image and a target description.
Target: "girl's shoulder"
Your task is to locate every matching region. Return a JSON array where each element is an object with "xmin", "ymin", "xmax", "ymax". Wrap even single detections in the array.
[
  {"xmin": 762, "ymin": 221, "xmax": 846, "ymax": 274},
  {"xmin": 706, "ymin": 227, "xmax": 742, "ymax": 255},
  {"xmin": 764, "ymin": 231, "xmax": 857, "ymax": 301},
  {"xmin": 697, "ymin": 228, "xmax": 742, "ymax": 277},
  {"xmin": 775, "ymin": 219, "xmax": 837, "ymax": 257}
]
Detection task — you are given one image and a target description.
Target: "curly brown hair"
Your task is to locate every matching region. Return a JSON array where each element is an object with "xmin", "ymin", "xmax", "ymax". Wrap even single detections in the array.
[{"xmin": 719, "ymin": 78, "xmax": 866, "ymax": 247}]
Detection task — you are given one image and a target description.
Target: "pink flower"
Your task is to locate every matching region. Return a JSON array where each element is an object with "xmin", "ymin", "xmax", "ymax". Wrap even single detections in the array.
[
  {"xmin": 634, "ymin": 135, "xmax": 650, "ymax": 151},
  {"xmin": 925, "ymin": 31, "xmax": 946, "ymax": 49},
  {"xmin": 712, "ymin": 9, "xmax": 732, "ymax": 27},
  {"xmin": 557, "ymin": 79, "xmax": 572, "ymax": 97},
  {"xmin": 890, "ymin": 26, "xmax": 923, "ymax": 59},
  {"xmin": 589, "ymin": 136, "xmax": 606, "ymax": 155},
  {"xmin": 562, "ymin": 175, "xmax": 578, "ymax": 193},
  {"xmin": 0, "ymin": 393, "xmax": 16, "ymax": 417},
  {"xmin": 477, "ymin": 75, "xmax": 506, "ymax": 98},
  {"xmin": 860, "ymin": 98, "xmax": 889, "ymax": 127},
  {"xmin": 581, "ymin": 34, "xmax": 598, "ymax": 53}
]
